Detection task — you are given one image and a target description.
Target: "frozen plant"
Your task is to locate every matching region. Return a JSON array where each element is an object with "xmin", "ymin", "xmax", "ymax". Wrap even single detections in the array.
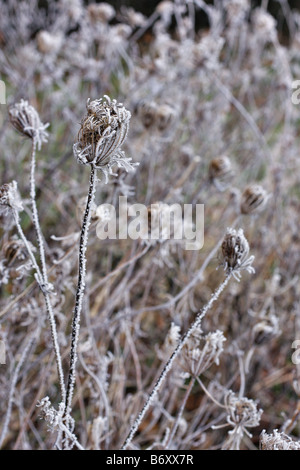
[
  {"xmin": 221, "ymin": 228, "xmax": 255, "ymax": 281},
  {"xmin": 260, "ymin": 430, "xmax": 300, "ymax": 451},
  {"xmin": 219, "ymin": 391, "xmax": 263, "ymax": 450}
]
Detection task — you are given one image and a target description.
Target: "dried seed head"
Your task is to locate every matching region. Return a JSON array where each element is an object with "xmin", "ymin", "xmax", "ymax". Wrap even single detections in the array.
[
  {"xmin": 136, "ymin": 100, "xmax": 158, "ymax": 129},
  {"xmin": 0, "ymin": 181, "xmax": 23, "ymax": 214},
  {"xmin": 74, "ymin": 95, "xmax": 136, "ymax": 182},
  {"xmin": 252, "ymin": 317, "xmax": 280, "ymax": 345},
  {"xmin": 9, "ymin": 99, "xmax": 49, "ymax": 150},
  {"xmin": 208, "ymin": 156, "xmax": 232, "ymax": 188},
  {"xmin": 36, "ymin": 31, "xmax": 62, "ymax": 54},
  {"xmin": 224, "ymin": 391, "xmax": 263, "ymax": 433},
  {"xmin": 181, "ymin": 330, "xmax": 226, "ymax": 377},
  {"xmin": 260, "ymin": 430, "xmax": 300, "ymax": 450},
  {"xmin": 87, "ymin": 3, "xmax": 115, "ymax": 23},
  {"xmin": 221, "ymin": 227, "xmax": 255, "ymax": 280},
  {"xmin": 156, "ymin": 104, "xmax": 176, "ymax": 131},
  {"xmin": 240, "ymin": 184, "xmax": 268, "ymax": 215}
]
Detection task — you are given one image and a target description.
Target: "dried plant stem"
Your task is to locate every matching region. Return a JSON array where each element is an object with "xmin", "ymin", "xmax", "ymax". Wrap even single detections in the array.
[
  {"xmin": 13, "ymin": 209, "xmax": 43, "ymax": 285},
  {"xmin": 121, "ymin": 273, "xmax": 232, "ymax": 450},
  {"xmin": 29, "ymin": 137, "xmax": 66, "ymax": 402},
  {"xmin": 165, "ymin": 377, "xmax": 195, "ymax": 449},
  {"xmin": 0, "ymin": 330, "xmax": 38, "ymax": 448},
  {"xmin": 64, "ymin": 165, "xmax": 97, "ymax": 419}
]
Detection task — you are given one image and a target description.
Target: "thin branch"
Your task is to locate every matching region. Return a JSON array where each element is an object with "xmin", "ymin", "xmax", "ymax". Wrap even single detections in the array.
[{"xmin": 121, "ymin": 273, "xmax": 232, "ymax": 450}]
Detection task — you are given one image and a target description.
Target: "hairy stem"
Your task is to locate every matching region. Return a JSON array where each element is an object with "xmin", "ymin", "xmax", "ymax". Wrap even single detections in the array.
[
  {"xmin": 29, "ymin": 137, "xmax": 66, "ymax": 402},
  {"xmin": 64, "ymin": 165, "xmax": 97, "ymax": 419}
]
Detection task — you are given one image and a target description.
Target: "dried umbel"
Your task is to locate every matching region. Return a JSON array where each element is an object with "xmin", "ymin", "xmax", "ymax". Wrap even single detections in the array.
[
  {"xmin": 222, "ymin": 391, "xmax": 263, "ymax": 450},
  {"xmin": 260, "ymin": 430, "xmax": 300, "ymax": 450},
  {"xmin": 208, "ymin": 156, "xmax": 232, "ymax": 189},
  {"xmin": 240, "ymin": 184, "xmax": 268, "ymax": 215},
  {"xmin": 181, "ymin": 330, "xmax": 226, "ymax": 377},
  {"xmin": 221, "ymin": 228, "xmax": 255, "ymax": 280},
  {"xmin": 252, "ymin": 8, "xmax": 277, "ymax": 40},
  {"xmin": 136, "ymin": 100, "xmax": 175, "ymax": 131},
  {"xmin": 252, "ymin": 317, "xmax": 280, "ymax": 346},
  {"xmin": 87, "ymin": 3, "xmax": 115, "ymax": 23},
  {"xmin": 0, "ymin": 181, "xmax": 23, "ymax": 214},
  {"xmin": 9, "ymin": 99, "xmax": 49, "ymax": 150},
  {"xmin": 36, "ymin": 30, "xmax": 62, "ymax": 54},
  {"xmin": 74, "ymin": 95, "xmax": 135, "ymax": 181},
  {"xmin": 156, "ymin": 104, "xmax": 176, "ymax": 132},
  {"xmin": 136, "ymin": 100, "xmax": 158, "ymax": 129}
]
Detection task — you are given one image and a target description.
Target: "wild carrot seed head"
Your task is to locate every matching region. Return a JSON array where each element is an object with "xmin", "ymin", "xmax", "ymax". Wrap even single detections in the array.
[
  {"xmin": 9, "ymin": 99, "xmax": 49, "ymax": 150},
  {"xmin": 74, "ymin": 95, "xmax": 136, "ymax": 181},
  {"xmin": 221, "ymin": 227, "xmax": 255, "ymax": 280},
  {"xmin": 240, "ymin": 184, "xmax": 268, "ymax": 215}
]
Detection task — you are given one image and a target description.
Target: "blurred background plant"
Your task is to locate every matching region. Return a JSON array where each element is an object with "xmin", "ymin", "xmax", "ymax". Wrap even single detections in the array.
[{"xmin": 0, "ymin": 0, "xmax": 300, "ymax": 450}]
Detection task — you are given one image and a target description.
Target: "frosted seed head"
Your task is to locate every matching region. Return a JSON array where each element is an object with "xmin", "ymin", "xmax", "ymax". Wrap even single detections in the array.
[
  {"xmin": 87, "ymin": 3, "xmax": 116, "ymax": 23},
  {"xmin": 36, "ymin": 31, "xmax": 62, "ymax": 54},
  {"xmin": 208, "ymin": 156, "xmax": 232, "ymax": 188},
  {"xmin": 252, "ymin": 316, "xmax": 280, "ymax": 345},
  {"xmin": 156, "ymin": 104, "xmax": 176, "ymax": 131},
  {"xmin": 74, "ymin": 96, "xmax": 136, "ymax": 181},
  {"xmin": 9, "ymin": 99, "xmax": 49, "ymax": 150},
  {"xmin": 225, "ymin": 390, "xmax": 263, "ymax": 429},
  {"xmin": 260, "ymin": 430, "xmax": 300, "ymax": 450},
  {"xmin": 240, "ymin": 184, "xmax": 268, "ymax": 215},
  {"xmin": 136, "ymin": 100, "xmax": 158, "ymax": 129},
  {"xmin": 221, "ymin": 228, "xmax": 255, "ymax": 280},
  {"xmin": 0, "ymin": 181, "xmax": 23, "ymax": 214}
]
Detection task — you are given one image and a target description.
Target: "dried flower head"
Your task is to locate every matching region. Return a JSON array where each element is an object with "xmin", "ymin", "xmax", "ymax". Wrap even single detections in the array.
[
  {"xmin": 209, "ymin": 156, "xmax": 232, "ymax": 189},
  {"xmin": 136, "ymin": 100, "xmax": 158, "ymax": 129},
  {"xmin": 260, "ymin": 430, "xmax": 300, "ymax": 450},
  {"xmin": 74, "ymin": 95, "xmax": 136, "ymax": 182},
  {"xmin": 240, "ymin": 184, "xmax": 268, "ymax": 215},
  {"xmin": 181, "ymin": 330, "xmax": 226, "ymax": 377},
  {"xmin": 87, "ymin": 3, "xmax": 115, "ymax": 23},
  {"xmin": 252, "ymin": 8, "xmax": 277, "ymax": 40},
  {"xmin": 222, "ymin": 391, "xmax": 263, "ymax": 450},
  {"xmin": 36, "ymin": 30, "xmax": 62, "ymax": 54},
  {"xmin": 221, "ymin": 228, "xmax": 255, "ymax": 280},
  {"xmin": 252, "ymin": 317, "xmax": 280, "ymax": 345},
  {"xmin": 0, "ymin": 181, "xmax": 23, "ymax": 214},
  {"xmin": 9, "ymin": 99, "xmax": 49, "ymax": 150},
  {"xmin": 156, "ymin": 104, "xmax": 176, "ymax": 132}
]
